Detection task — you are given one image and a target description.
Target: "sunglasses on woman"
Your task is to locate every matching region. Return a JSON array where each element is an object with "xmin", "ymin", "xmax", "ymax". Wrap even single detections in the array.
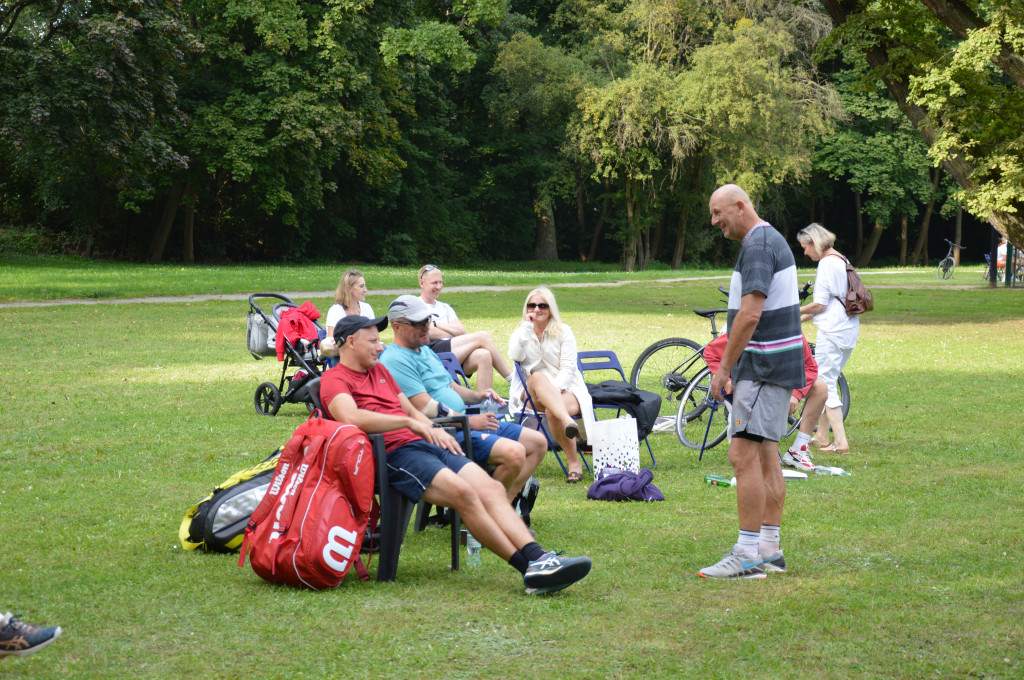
[{"xmin": 526, "ymin": 302, "xmax": 549, "ymax": 310}]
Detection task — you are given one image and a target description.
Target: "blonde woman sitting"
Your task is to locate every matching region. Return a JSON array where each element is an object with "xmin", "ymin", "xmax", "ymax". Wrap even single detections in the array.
[
  {"xmin": 508, "ymin": 287, "xmax": 594, "ymax": 483},
  {"xmin": 321, "ymin": 269, "xmax": 374, "ymax": 357}
]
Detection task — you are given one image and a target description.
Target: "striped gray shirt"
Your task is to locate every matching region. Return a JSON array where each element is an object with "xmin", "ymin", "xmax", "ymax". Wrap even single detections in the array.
[{"xmin": 726, "ymin": 224, "xmax": 804, "ymax": 390}]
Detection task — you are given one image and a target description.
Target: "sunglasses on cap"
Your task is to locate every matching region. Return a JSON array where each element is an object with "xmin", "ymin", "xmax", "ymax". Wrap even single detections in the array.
[{"xmin": 526, "ymin": 302, "xmax": 549, "ymax": 310}]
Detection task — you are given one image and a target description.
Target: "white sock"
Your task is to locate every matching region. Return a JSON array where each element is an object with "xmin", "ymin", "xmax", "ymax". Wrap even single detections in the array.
[
  {"xmin": 792, "ymin": 431, "xmax": 811, "ymax": 452},
  {"xmin": 736, "ymin": 530, "xmax": 759, "ymax": 557},
  {"xmin": 759, "ymin": 525, "xmax": 780, "ymax": 555}
]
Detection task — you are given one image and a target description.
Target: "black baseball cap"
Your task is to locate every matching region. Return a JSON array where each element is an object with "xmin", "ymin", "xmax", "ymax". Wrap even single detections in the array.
[{"xmin": 333, "ymin": 315, "xmax": 388, "ymax": 345}]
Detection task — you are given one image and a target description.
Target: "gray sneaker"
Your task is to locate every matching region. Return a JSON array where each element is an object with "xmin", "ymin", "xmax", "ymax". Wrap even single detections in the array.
[
  {"xmin": 698, "ymin": 547, "xmax": 767, "ymax": 579},
  {"xmin": 524, "ymin": 551, "xmax": 592, "ymax": 595},
  {"xmin": 760, "ymin": 550, "xmax": 787, "ymax": 573}
]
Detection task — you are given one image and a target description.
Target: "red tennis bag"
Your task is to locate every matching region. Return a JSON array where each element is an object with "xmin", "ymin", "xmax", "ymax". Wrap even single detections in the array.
[{"xmin": 239, "ymin": 413, "xmax": 376, "ymax": 589}]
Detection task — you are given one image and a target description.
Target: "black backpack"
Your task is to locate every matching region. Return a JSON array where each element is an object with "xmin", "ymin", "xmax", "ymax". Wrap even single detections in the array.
[{"xmin": 178, "ymin": 447, "xmax": 282, "ymax": 553}]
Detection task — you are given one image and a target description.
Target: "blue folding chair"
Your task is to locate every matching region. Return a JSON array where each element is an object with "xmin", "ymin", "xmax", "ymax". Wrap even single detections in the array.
[
  {"xmin": 576, "ymin": 350, "xmax": 656, "ymax": 468},
  {"xmin": 512, "ymin": 362, "xmax": 591, "ymax": 476},
  {"xmin": 435, "ymin": 351, "xmax": 471, "ymax": 388}
]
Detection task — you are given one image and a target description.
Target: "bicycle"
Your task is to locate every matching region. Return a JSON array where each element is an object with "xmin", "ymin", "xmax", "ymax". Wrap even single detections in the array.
[
  {"xmin": 674, "ymin": 348, "xmax": 850, "ymax": 450},
  {"xmin": 628, "ymin": 285, "xmax": 733, "ymax": 431},
  {"xmin": 629, "ymin": 283, "xmax": 849, "ymax": 451},
  {"xmin": 937, "ymin": 238, "xmax": 965, "ymax": 280}
]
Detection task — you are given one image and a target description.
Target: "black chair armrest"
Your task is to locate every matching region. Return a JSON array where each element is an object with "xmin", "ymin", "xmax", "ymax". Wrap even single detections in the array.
[{"xmin": 429, "ymin": 415, "xmax": 473, "ymax": 460}]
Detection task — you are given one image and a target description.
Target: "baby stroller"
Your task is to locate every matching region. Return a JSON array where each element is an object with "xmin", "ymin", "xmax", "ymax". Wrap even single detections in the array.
[{"xmin": 246, "ymin": 293, "xmax": 327, "ymax": 415}]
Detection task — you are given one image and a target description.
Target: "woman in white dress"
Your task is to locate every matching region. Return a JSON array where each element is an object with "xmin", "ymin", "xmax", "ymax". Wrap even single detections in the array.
[
  {"xmin": 322, "ymin": 270, "xmax": 374, "ymax": 356},
  {"xmin": 508, "ymin": 286, "xmax": 594, "ymax": 482},
  {"xmin": 796, "ymin": 223, "xmax": 858, "ymax": 454}
]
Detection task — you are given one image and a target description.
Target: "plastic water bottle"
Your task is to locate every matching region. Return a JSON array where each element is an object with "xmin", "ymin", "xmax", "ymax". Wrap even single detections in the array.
[
  {"xmin": 705, "ymin": 474, "xmax": 733, "ymax": 487},
  {"xmin": 480, "ymin": 396, "xmax": 500, "ymax": 414},
  {"xmin": 466, "ymin": 532, "xmax": 482, "ymax": 567},
  {"xmin": 814, "ymin": 466, "xmax": 851, "ymax": 477}
]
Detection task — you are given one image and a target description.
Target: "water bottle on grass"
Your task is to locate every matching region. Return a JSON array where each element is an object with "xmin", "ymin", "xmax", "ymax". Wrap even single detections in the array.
[
  {"xmin": 705, "ymin": 474, "xmax": 733, "ymax": 487},
  {"xmin": 814, "ymin": 466, "xmax": 850, "ymax": 477},
  {"xmin": 466, "ymin": 532, "xmax": 482, "ymax": 567}
]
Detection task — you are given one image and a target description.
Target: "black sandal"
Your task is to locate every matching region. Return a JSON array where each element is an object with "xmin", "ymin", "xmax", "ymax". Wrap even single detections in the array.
[{"xmin": 566, "ymin": 471, "xmax": 583, "ymax": 484}]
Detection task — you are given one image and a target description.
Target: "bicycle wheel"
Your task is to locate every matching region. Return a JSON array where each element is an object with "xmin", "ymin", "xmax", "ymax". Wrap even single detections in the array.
[
  {"xmin": 837, "ymin": 372, "xmax": 851, "ymax": 420},
  {"xmin": 784, "ymin": 399, "xmax": 806, "ymax": 438},
  {"xmin": 937, "ymin": 257, "xmax": 955, "ymax": 279},
  {"xmin": 630, "ymin": 337, "xmax": 707, "ymax": 428},
  {"xmin": 675, "ymin": 368, "xmax": 730, "ymax": 451}
]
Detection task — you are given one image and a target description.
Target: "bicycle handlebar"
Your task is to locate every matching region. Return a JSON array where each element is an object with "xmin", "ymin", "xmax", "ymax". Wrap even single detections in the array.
[{"xmin": 944, "ymin": 238, "xmax": 965, "ymax": 250}]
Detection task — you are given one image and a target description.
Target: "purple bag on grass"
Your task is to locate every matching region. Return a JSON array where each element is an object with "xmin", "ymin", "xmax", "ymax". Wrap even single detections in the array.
[{"xmin": 586, "ymin": 467, "xmax": 664, "ymax": 502}]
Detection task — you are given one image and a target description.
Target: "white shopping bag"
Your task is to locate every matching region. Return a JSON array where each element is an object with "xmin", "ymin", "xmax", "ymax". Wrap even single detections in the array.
[{"xmin": 589, "ymin": 416, "xmax": 640, "ymax": 474}]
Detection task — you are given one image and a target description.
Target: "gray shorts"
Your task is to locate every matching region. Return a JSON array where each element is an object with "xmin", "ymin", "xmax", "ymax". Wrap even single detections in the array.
[{"xmin": 730, "ymin": 380, "xmax": 790, "ymax": 442}]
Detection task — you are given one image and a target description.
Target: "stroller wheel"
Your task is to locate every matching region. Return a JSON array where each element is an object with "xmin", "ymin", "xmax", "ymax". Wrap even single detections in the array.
[{"xmin": 255, "ymin": 382, "xmax": 281, "ymax": 416}]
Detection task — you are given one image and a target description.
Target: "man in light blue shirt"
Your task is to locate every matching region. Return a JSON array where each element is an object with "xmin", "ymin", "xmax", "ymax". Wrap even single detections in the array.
[{"xmin": 380, "ymin": 295, "xmax": 546, "ymax": 502}]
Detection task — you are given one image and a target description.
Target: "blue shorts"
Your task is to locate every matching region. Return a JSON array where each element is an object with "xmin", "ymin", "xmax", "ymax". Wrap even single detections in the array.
[
  {"xmin": 454, "ymin": 422, "xmax": 525, "ymax": 466},
  {"xmin": 385, "ymin": 439, "xmax": 473, "ymax": 503}
]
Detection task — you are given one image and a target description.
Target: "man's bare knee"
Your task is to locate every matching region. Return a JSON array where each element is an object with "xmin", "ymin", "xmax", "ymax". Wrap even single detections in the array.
[
  {"xmin": 471, "ymin": 347, "xmax": 491, "ymax": 368},
  {"xmin": 421, "ymin": 469, "xmax": 479, "ymax": 512},
  {"xmin": 491, "ymin": 441, "xmax": 526, "ymax": 472}
]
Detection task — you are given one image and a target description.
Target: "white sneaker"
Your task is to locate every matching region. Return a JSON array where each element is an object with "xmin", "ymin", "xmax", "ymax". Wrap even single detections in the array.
[
  {"xmin": 760, "ymin": 549, "xmax": 787, "ymax": 573},
  {"xmin": 781, "ymin": 446, "xmax": 815, "ymax": 471},
  {"xmin": 698, "ymin": 546, "xmax": 767, "ymax": 579}
]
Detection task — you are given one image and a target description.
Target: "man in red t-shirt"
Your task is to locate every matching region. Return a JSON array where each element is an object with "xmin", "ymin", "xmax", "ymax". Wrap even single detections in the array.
[{"xmin": 320, "ymin": 313, "xmax": 592, "ymax": 595}]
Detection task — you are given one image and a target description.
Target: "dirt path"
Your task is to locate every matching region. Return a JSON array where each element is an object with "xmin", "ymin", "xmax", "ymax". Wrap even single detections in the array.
[
  {"xmin": 0, "ymin": 269, "xmax": 974, "ymax": 309},
  {"xmin": 0, "ymin": 275, "xmax": 732, "ymax": 308}
]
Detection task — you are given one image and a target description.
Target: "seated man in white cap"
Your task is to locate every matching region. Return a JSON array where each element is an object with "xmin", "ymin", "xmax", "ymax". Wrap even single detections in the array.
[{"xmin": 380, "ymin": 295, "xmax": 546, "ymax": 504}]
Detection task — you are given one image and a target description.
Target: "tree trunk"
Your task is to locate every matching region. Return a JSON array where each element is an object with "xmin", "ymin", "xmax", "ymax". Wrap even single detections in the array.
[
  {"xmin": 855, "ymin": 220, "xmax": 884, "ymax": 268},
  {"xmin": 899, "ymin": 213, "xmax": 908, "ymax": 266},
  {"xmin": 911, "ymin": 167, "xmax": 941, "ymax": 265},
  {"xmin": 671, "ymin": 203, "xmax": 689, "ymax": 270},
  {"xmin": 639, "ymin": 223, "xmax": 652, "ymax": 271},
  {"xmin": 531, "ymin": 187, "xmax": 558, "ymax": 261},
  {"xmin": 988, "ymin": 224, "xmax": 1000, "ymax": 288},
  {"xmin": 917, "ymin": 0, "xmax": 1024, "ymax": 91},
  {"xmin": 586, "ymin": 177, "xmax": 611, "ymax": 263},
  {"xmin": 819, "ymin": 0, "xmax": 1024, "ymax": 247},
  {"xmin": 182, "ymin": 184, "xmax": 197, "ymax": 264},
  {"xmin": 853, "ymin": 191, "xmax": 864, "ymax": 259},
  {"xmin": 650, "ymin": 217, "xmax": 663, "ymax": 266},
  {"xmin": 148, "ymin": 182, "xmax": 184, "ymax": 264},
  {"xmin": 954, "ymin": 206, "xmax": 963, "ymax": 265},
  {"xmin": 576, "ymin": 170, "xmax": 587, "ymax": 260},
  {"xmin": 623, "ymin": 179, "xmax": 637, "ymax": 272}
]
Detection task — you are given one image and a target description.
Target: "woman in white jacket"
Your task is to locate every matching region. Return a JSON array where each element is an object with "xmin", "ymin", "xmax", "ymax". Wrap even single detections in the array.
[{"xmin": 508, "ymin": 287, "xmax": 593, "ymax": 482}]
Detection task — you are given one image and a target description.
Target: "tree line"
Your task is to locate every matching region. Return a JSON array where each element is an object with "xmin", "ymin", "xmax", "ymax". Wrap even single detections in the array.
[{"xmin": 1, "ymin": 0, "xmax": 1020, "ymax": 268}]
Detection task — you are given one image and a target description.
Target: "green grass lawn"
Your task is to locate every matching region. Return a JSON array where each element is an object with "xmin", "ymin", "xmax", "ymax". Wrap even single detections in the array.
[
  {"xmin": 1, "ymin": 263, "xmax": 1022, "ymax": 679},
  {"xmin": 0, "ymin": 253, "xmax": 1009, "ymax": 302}
]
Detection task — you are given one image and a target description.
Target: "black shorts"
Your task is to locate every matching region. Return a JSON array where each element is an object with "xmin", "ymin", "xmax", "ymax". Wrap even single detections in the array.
[{"xmin": 427, "ymin": 338, "xmax": 452, "ymax": 354}]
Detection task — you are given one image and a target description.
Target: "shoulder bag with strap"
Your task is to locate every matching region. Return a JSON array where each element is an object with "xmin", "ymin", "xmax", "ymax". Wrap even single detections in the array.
[{"xmin": 829, "ymin": 253, "xmax": 874, "ymax": 315}]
